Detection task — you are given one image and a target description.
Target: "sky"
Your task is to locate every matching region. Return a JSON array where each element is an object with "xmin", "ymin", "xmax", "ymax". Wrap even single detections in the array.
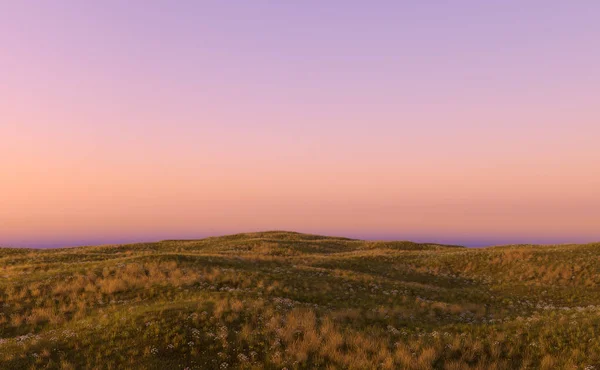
[{"xmin": 1, "ymin": 1, "xmax": 599, "ymax": 248}]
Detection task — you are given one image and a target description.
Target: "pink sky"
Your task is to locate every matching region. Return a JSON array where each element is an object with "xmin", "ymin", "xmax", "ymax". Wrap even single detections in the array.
[{"xmin": 1, "ymin": 1, "xmax": 599, "ymax": 247}]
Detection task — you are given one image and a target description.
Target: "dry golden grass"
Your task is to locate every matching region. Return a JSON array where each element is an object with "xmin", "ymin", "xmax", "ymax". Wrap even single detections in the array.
[{"xmin": 0, "ymin": 231, "xmax": 600, "ymax": 369}]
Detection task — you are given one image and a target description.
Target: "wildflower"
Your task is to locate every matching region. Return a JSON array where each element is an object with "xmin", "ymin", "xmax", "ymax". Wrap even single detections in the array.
[
  {"xmin": 386, "ymin": 325, "xmax": 400, "ymax": 335},
  {"xmin": 237, "ymin": 353, "xmax": 249, "ymax": 362}
]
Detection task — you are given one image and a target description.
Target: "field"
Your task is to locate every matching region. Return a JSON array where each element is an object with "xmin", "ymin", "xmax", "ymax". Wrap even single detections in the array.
[{"xmin": 1, "ymin": 231, "xmax": 600, "ymax": 369}]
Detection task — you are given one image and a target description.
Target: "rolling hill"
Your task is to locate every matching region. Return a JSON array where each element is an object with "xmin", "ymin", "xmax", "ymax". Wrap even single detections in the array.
[{"xmin": 1, "ymin": 231, "xmax": 600, "ymax": 369}]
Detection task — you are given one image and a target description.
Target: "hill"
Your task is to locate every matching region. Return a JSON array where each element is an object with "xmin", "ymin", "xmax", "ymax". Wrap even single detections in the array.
[{"xmin": 1, "ymin": 231, "xmax": 600, "ymax": 369}]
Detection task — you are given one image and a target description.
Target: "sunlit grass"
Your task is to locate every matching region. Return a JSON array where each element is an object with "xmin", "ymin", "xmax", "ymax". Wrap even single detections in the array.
[{"xmin": 1, "ymin": 231, "xmax": 600, "ymax": 369}]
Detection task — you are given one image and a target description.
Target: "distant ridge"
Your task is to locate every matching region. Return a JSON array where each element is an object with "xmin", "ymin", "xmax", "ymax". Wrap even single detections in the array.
[{"xmin": 2, "ymin": 231, "xmax": 598, "ymax": 250}]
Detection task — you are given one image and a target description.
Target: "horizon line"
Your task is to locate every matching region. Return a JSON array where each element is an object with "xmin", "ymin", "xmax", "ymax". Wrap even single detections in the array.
[{"xmin": 2, "ymin": 230, "xmax": 599, "ymax": 250}]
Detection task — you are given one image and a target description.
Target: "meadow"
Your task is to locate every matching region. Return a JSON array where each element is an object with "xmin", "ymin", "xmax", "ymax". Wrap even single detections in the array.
[{"xmin": 1, "ymin": 231, "xmax": 599, "ymax": 369}]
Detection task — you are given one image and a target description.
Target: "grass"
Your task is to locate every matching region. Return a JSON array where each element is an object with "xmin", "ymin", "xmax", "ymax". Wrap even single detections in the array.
[{"xmin": 1, "ymin": 231, "xmax": 600, "ymax": 369}]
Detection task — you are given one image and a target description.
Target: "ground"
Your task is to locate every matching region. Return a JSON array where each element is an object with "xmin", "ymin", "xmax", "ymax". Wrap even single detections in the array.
[{"xmin": 1, "ymin": 231, "xmax": 600, "ymax": 369}]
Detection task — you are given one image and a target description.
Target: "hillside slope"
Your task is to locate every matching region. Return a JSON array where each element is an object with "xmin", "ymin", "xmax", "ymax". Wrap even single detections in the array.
[{"xmin": 1, "ymin": 232, "xmax": 600, "ymax": 369}]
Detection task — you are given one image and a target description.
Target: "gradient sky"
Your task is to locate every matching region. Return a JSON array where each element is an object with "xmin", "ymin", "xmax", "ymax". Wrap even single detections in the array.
[{"xmin": 2, "ymin": 1, "xmax": 599, "ymax": 248}]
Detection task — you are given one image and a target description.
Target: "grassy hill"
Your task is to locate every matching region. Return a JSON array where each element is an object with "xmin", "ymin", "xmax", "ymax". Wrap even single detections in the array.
[{"xmin": 1, "ymin": 231, "xmax": 600, "ymax": 369}]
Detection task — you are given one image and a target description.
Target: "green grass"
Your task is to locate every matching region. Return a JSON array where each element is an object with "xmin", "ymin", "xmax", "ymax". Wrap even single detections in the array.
[{"xmin": 1, "ymin": 231, "xmax": 600, "ymax": 369}]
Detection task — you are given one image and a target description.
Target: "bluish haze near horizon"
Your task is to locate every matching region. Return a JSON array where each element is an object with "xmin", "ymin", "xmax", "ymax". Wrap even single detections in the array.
[{"xmin": 1, "ymin": 1, "xmax": 599, "ymax": 248}]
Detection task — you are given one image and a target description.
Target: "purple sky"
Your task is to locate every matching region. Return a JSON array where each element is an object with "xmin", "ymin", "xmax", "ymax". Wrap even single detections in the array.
[{"xmin": 1, "ymin": 1, "xmax": 599, "ymax": 248}]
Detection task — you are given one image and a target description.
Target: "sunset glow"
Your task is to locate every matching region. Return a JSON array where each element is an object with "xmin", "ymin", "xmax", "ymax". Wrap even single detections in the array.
[{"xmin": 2, "ymin": 2, "xmax": 599, "ymax": 247}]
